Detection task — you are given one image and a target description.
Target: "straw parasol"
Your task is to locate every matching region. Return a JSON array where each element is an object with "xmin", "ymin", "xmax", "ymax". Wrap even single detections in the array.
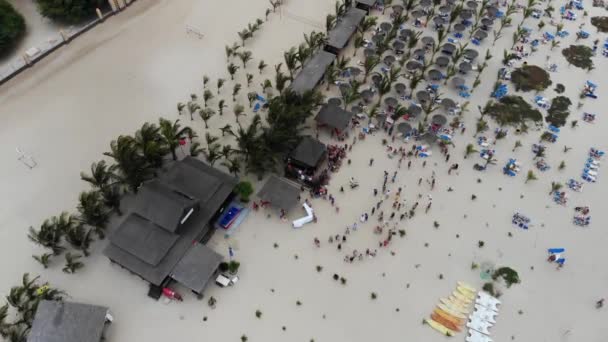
[
  {"xmin": 380, "ymin": 22, "xmax": 393, "ymax": 32},
  {"xmin": 364, "ymin": 48, "xmax": 377, "ymax": 57},
  {"xmin": 408, "ymin": 103, "xmax": 422, "ymax": 117},
  {"xmin": 473, "ymin": 30, "xmax": 488, "ymax": 40},
  {"xmin": 453, "ymin": 23, "xmax": 466, "ymax": 33},
  {"xmin": 416, "ymin": 90, "xmax": 431, "ymax": 104},
  {"xmin": 392, "ymin": 4, "xmax": 404, "ymax": 14},
  {"xmin": 328, "ymin": 98, "xmax": 342, "ymax": 107},
  {"xmin": 460, "ymin": 9, "xmax": 473, "ymax": 19},
  {"xmin": 439, "ymin": 5, "xmax": 452, "ymax": 13},
  {"xmin": 411, "ymin": 9, "xmax": 425, "ymax": 18},
  {"xmin": 395, "ymin": 83, "xmax": 407, "ymax": 95},
  {"xmin": 422, "ymin": 36, "xmax": 436, "ymax": 47},
  {"xmin": 372, "ymin": 34, "xmax": 384, "ymax": 44},
  {"xmin": 384, "ymin": 97, "xmax": 398, "ymax": 108},
  {"xmin": 432, "ymin": 114, "xmax": 448, "ymax": 126},
  {"xmin": 393, "ymin": 40, "xmax": 405, "ymax": 51},
  {"xmin": 481, "ymin": 17, "xmax": 494, "ymax": 28},
  {"xmin": 351, "ymin": 105, "xmax": 363, "ymax": 114},
  {"xmin": 433, "ymin": 16, "xmax": 447, "ymax": 26},
  {"xmin": 413, "ymin": 49, "xmax": 426, "ymax": 60},
  {"xmin": 427, "ymin": 69, "xmax": 443, "ymax": 82},
  {"xmin": 383, "ymin": 55, "xmax": 396, "ymax": 66},
  {"xmin": 371, "ymin": 73, "xmax": 382, "ymax": 87},
  {"xmin": 400, "ymin": 29, "xmax": 414, "ymax": 40},
  {"xmin": 420, "ymin": 0, "xmax": 432, "ymax": 7},
  {"xmin": 459, "ymin": 61, "xmax": 472, "ymax": 73},
  {"xmin": 441, "ymin": 43, "xmax": 456, "ymax": 55},
  {"xmin": 487, "ymin": 6, "xmax": 499, "ymax": 18},
  {"xmin": 435, "ymin": 55, "xmax": 450, "ymax": 67},
  {"xmin": 451, "ymin": 76, "xmax": 465, "ymax": 88},
  {"xmin": 360, "ymin": 89, "xmax": 374, "ymax": 103},
  {"xmin": 466, "ymin": 0, "xmax": 478, "ymax": 9},
  {"xmin": 346, "ymin": 66, "xmax": 362, "ymax": 77},
  {"xmin": 441, "ymin": 98, "xmax": 456, "ymax": 111},
  {"xmin": 463, "ymin": 48, "xmax": 479, "ymax": 61},
  {"xmin": 406, "ymin": 60, "xmax": 422, "ymax": 71},
  {"xmin": 397, "ymin": 122, "xmax": 413, "ymax": 135}
]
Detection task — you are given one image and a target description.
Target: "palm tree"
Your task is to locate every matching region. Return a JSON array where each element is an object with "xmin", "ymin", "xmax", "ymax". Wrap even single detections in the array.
[
  {"xmin": 28, "ymin": 218, "xmax": 65, "ymax": 255},
  {"xmin": 232, "ymin": 84, "xmax": 242, "ymax": 101},
  {"xmin": 32, "ymin": 253, "xmax": 53, "ymax": 268},
  {"xmin": 63, "ymin": 253, "xmax": 84, "ymax": 274},
  {"xmin": 238, "ymin": 29, "xmax": 251, "ymax": 46},
  {"xmin": 231, "ymin": 114, "xmax": 261, "ymax": 162},
  {"xmin": 464, "ymin": 143, "xmax": 478, "ymax": 158},
  {"xmin": 187, "ymin": 100, "xmax": 200, "ymax": 121},
  {"xmin": 220, "ymin": 124, "xmax": 234, "ymax": 137},
  {"xmin": 227, "ymin": 63, "xmax": 239, "ymax": 80},
  {"xmin": 246, "ymin": 73, "xmax": 254, "ymax": 87},
  {"xmin": 238, "ymin": 50, "xmax": 253, "ymax": 68},
  {"xmin": 353, "ymin": 34, "xmax": 364, "ymax": 57},
  {"xmin": 222, "ymin": 157, "xmax": 241, "ymax": 177},
  {"xmin": 376, "ymin": 75, "xmax": 392, "ymax": 104},
  {"xmin": 217, "ymin": 78, "xmax": 225, "ymax": 95},
  {"xmin": 363, "ymin": 55, "xmax": 380, "ymax": 81},
  {"xmin": 199, "ymin": 108, "xmax": 216, "ymax": 129},
  {"xmin": 358, "ymin": 16, "xmax": 378, "ymax": 34},
  {"xmin": 525, "ymin": 170, "xmax": 538, "ymax": 183},
  {"xmin": 233, "ymin": 104, "xmax": 246, "ymax": 123},
  {"xmin": 218, "ymin": 99, "xmax": 226, "ymax": 116},
  {"xmin": 220, "ymin": 145, "xmax": 233, "ymax": 160},
  {"xmin": 205, "ymin": 132, "xmax": 219, "ymax": 148},
  {"xmin": 296, "ymin": 44, "xmax": 312, "ymax": 69},
  {"xmin": 283, "ymin": 47, "xmax": 299, "ymax": 77},
  {"xmin": 326, "ymin": 14, "xmax": 336, "ymax": 33},
  {"xmin": 134, "ymin": 122, "xmax": 167, "ymax": 169},
  {"xmin": 159, "ymin": 118, "xmax": 193, "ymax": 160},
  {"xmin": 258, "ymin": 60, "xmax": 267, "ymax": 74},
  {"xmin": 261, "ymin": 79, "xmax": 273, "ymax": 95},
  {"xmin": 341, "ymin": 80, "xmax": 362, "ymax": 109},
  {"xmin": 474, "ymin": 118, "xmax": 489, "ymax": 136},
  {"xmin": 335, "ymin": 56, "xmax": 351, "ymax": 72},
  {"xmin": 203, "ymin": 89, "xmax": 213, "ymax": 108},
  {"xmin": 335, "ymin": 1, "xmax": 345, "ymax": 17},
  {"xmin": 189, "ymin": 141, "xmax": 205, "ymax": 157},
  {"xmin": 177, "ymin": 102, "xmax": 185, "ymax": 115},
  {"xmin": 325, "ymin": 64, "xmax": 339, "ymax": 90},
  {"xmin": 512, "ymin": 140, "xmax": 522, "ymax": 151},
  {"xmin": 100, "ymin": 184, "xmax": 122, "ymax": 215},
  {"xmin": 275, "ymin": 69, "xmax": 291, "ymax": 93},
  {"xmin": 77, "ymin": 191, "xmax": 110, "ymax": 239},
  {"xmin": 383, "ymin": 0, "xmax": 393, "ymax": 13},
  {"xmin": 247, "ymin": 92, "xmax": 257, "ymax": 107},
  {"xmin": 64, "ymin": 224, "xmax": 93, "ymax": 256},
  {"xmin": 80, "ymin": 160, "xmax": 116, "ymax": 190},
  {"xmin": 203, "ymin": 75, "xmax": 209, "ymax": 89},
  {"xmin": 105, "ymin": 136, "xmax": 154, "ymax": 192},
  {"xmin": 204, "ymin": 143, "xmax": 222, "ymax": 166},
  {"xmin": 549, "ymin": 181, "xmax": 563, "ymax": 195}
]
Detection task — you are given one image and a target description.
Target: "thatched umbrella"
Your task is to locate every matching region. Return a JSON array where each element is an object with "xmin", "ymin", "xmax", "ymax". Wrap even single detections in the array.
[
  {"xmin": 433, "ymin": 16, "xmax": 447, "ymax": 26},
  {"xmin": 439, "ymin": 5, "xmax": 452, "ymax": 14},
  {"xmin": 441, "ymin": 98, "xmax": 457, "ymax": 111},
  {"xmin": 487, "ymin": 6, "xmax": 499, "ymax": 17},
  {"xmin": 411, "ymin": 9, "xmax": 425, "ymax": 18},
  {"xmin": 473, "ymin": 30, "xmax": 488, "ymax": 40},
  {"xmin": 371, "ymin": 73, "xmax": 382, "ymax": 87},
  {"xmin": 395, "ymin": 82, "xmax": 407, "ymax": 95},
  {"xmin": 451, "ymin": 76, "xmax": 465, "ymax": 88},
  {"xmin": 459, "ymin": 61, "xmax": 472, "ymax": 73},
  {"xmin": 466, "ymin": 0, "xmax": 478, "ymax": 9},
  {"xmin": 346, "ymin": 66, "xmax": 363, "ymax": 77},
  {"xmin": 420, "ymin": 132, "xmax": 437, "ymax": 144},
  {"xmin": 463, "ymin": 48, "xmax": 479, "ymax": 61},
  {"xmin": 380, "ymin": 22, "xmax": 393, "ymax": 32},
  {"xmin": 413, "ymin": 49, "xmax": 426, "ymax": 60},
  {"xmin": 432, "ymin": 114, "xmax": 448, "ymax": 126},
  {"xmin": 397, "ymin": 122, "xmax": 413, "ymax": 135},
  {"xmin": 435, "ymin": 56, "xmax": 450, "ymax": 68},
  {"xmin": 328, "ymin": 98, "xmax": 342, "ymax": 107},
  {"xmin": 338, "ymin": 83, "xmax": 351, "ymax": 96},
  {"xmin": 360, "ymin": 89, "xmax": 374, "ymax": 103},
  {"xmin": 481, "ymin": 17, "xmax": 494, "ymax": 29},
  {"xmin": 393, "ymin": 40, "xmax": 405, "ymax": 51},
  {"xmin": 441, "ymin": 43, "xmax": 456, "ymax": 55},
  {"xmin": 385, "ymin": 97, "xmax": 399, "ymax": 108},
  {"xmin": 417, "ymin": 90, "xmax": 431, "ymax": 104},
  {"xmin": 392, "ymin": 4, "xmax": 404, "ymax": 14},
  {"xmin": 364, "ymin": 48, "xmax": 377, "ymax": 57},
  {"xmin": 351, "ymin": 105, "xmax": 363, "ymax": 114},
  {"xmin": 420, "ymin": 0, "xmax": 432, "ymax": 7},
  {"xmin": 400, "ymin": 29, "xmax": 414, "ymax": 40},
  {"xmin": 384, "ymin": 55, "xmax": 396, "ymax": 66},
  {"xmin": 453, "ymin": 23, "xmax": 466, "ymax": 33},
  {"xmin": 422, "ymin": 36, "xmax": 436, "ymax": 47},
  {"xmin": 408, "ymin": 103, "xmax": 422, "ymax": 117},
  {"xmin": 460, "ymin": 9, "xmax": 473, "ymax": 19},
  {"xmin": 406, "ymin": 60, "xmax": 422, "ymax": 71},
  {"xmin": 372, "ymin": 34, "xmax": 384, "ymax": 44},
  {"xmin": 427, "ymin": 69, "xmax": 443, "ymax": 82},
  {"xmin": 446, "ymin": 0, "xmax": 457, "ymax": 5}
]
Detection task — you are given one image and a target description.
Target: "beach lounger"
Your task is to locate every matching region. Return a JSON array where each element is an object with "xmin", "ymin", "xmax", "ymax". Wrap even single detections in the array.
[
  {"xmin": 457, "ymin": 286, "xmax": 476, "ymax": 300},
  {"xmin": 548, "ymin": 248, "xmax": 565, "ymax": 254},
  {"xmin": 253, "ymin": 102, "xmax": 261, "ymax": 113},
  {"xmin": 425, "ymin": 318, "xmax": 456, "ymax": 336},
  {"xmin": 440, "ymin": 298, "xmax": 469, "ymax": 314},
  {"xmin": 466, "ymin": 317, "xmax": 492, "ymax": 335},
  {"xmin": 471, "ymin": 305, "xmax": 497, "ymax": 324},
  {"xmin": 476, "ymin": 293, "xmax": 500, "ymax": 311},
  {"xmin": 434, "ymin": 308, "xmax": 465, "ymax": 326},
  {"xmin": 466, "ymin": 329, "xmax": 493, "ymax": 342},
  {"xmin": 458, "ymin": 281, "xmax": 476, "ymax": 293},
  {"xmin": 437, "ymin": 303, "xmax": 467, "ymax": 319},
  {"xmin": 453, "ymin": 291, "xmax": 473, "ymax": 304}
]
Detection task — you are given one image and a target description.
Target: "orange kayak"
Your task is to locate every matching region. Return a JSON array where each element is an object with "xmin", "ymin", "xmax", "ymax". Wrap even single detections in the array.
[
  {"xmin": 431, "ymin": 313, "xmax": 461, "ymax": 332},
  {"xmin": 433, "ymin": 308, "xmax": 464, "ymax": 326}
]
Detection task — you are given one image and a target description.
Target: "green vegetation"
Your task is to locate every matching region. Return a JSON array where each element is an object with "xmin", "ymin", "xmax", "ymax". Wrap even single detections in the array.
[
  {"xmin": 546, "ymin": 96, "xmax": 572, "ymax": 127},
  {"xmin": 482, "ymin": 282, "xmax": 496, "ymax": 296},
  {"xmin": 510, "ymin": 64, "xmax": 552, "ymax": 91},
  {"xmin": 562, "ymin": 45, "xmax": 594, "ymax": 70},
  {"xmin": 485, "ymin": 96, "xmax": 543, "ymax": 128},
  {"xmin": 492, "ymin": 266, "xmax": 521, "ymax": 287},
  {"xmin": 235, "ymin": 181, "xmax": 254, "ymax": 202},
  {"xmin": 0, "ymin": 0, "xmax": 26, "ymax": 56},
  {"xmin": 36, "ymin": 0, "xmax": 104, "ymax": 23},
  {"xmin": 591, "ymin": 16, "xmax": 608, "ymax": 32}
]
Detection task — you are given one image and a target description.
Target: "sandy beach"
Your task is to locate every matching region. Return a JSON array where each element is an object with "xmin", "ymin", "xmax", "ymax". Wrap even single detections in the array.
[{"xmin": 1, "ymin": 0, "xmax": 608, "ymax": 341}]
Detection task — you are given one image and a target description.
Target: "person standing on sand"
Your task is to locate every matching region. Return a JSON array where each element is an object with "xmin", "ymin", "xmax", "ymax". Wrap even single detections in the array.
[
  {"xmin": 369, "ymin": 158, "xmax": 374, "ymax": 166},
  {"xmin": 596, "ymin": 299, "xmax": 604, "ymax": 308},
  {"xmin": 408, "ymin": 160, "xmax": 412, "ymax": 169}
]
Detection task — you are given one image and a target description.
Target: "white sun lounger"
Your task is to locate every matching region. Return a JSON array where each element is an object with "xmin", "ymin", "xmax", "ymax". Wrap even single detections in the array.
[
  {"xmin": 466, "ymin": 329, "xmax": 493, "ymax": 342},
  {"xmin": 476, "ymin": 292, "xmax": 501, "ymax": 311},
  {"xmin": 470, "ymin": 309, "xmax": 497, "ymax": 324},
  {"xmin": 467, "ymin": 317, "xmax": 492, "ymax": 335}
]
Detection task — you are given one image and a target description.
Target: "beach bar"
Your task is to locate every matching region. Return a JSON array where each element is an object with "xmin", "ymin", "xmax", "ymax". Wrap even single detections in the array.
[
  {"xmin": 103, "ymin": 157, "xmax": 237, "ymax": 298},
  {"xmin": 27, "ymin": 301, "xmax": 111, "ymax": 342},
  {"xmin": 289, "ymin": 50, "xmax": 336, "ymax": 95},
  {"xmin": 325, "ymin": 8, "xmax": 367, "ymax": 54}
]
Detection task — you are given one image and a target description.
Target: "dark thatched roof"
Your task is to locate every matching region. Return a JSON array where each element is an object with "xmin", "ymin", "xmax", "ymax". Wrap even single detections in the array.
[{"xmin": 28, "ymin": 301, "xmax": 108, "ymax": 342}]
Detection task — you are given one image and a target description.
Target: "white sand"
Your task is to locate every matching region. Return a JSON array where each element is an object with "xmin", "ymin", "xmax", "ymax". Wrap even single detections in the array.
[{"xmin": 1, "ymin": 0, "xmax": 608, "ymax": 341}]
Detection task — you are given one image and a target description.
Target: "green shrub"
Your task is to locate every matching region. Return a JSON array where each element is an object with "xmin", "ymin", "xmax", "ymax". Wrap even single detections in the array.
[
  {"xmin": 0, "ymin": 0, "xmax": 26, "ymax": 55},
  {"xmin": 562, "ymin": 45, "xmax": 594, "ymax": 70},
  {"xmin": 235, "ymin": 181, "xmax": 254, "ymax": 202},
  {"xmin": 492, "ymin": 266, "xmax": 521, "ymax": 287},
  {"xmin": 510, "ymin": 65, "xmax": 552, "ymax": 92},
  {"xmin": 546, "ymin": 96, "xmax": 572, "ymax": 127},
  {"xmin": 35, "ymin": 0, "xmax": 105, "ymax": 23}
]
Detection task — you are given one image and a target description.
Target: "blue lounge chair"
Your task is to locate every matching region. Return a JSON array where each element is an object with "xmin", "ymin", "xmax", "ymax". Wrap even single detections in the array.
[
  {"xmin": 548, "ymin": 248, "xmax": 565, "ymax": 254},
  {"xmin": 253, "ymin": 102, "xmax": 261, "ymax": 113}
]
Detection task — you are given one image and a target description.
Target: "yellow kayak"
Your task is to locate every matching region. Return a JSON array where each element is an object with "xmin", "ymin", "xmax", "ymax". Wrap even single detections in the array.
[
  {"xmin": 452, "ymin": 290, "xmax": 473, "ymax": 304},
  {"xmin": 437, "ymin": 303, "xmax": 467, "ymax": 319},
  {"xmin": 448, "ymin": 295, "xmax": 470, "ymax": 308},
  {"xmin": 456, "ymin": 286, "xmax": 476, "ymax": 299},
  {"xmin": 457, "ymin": 281, "xmax": 477, "ymax": 293},
  {"xmin": 440, "ymin": 298, "xmax": 469, "ymax": 314},
  {"xmin": 425, "ymin": 318, "xmax": 456, "ymax": 337}
]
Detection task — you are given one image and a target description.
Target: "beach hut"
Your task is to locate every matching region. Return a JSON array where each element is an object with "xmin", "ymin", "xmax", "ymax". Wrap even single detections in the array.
[
  {"xmin": 289, "ymin": 50, "xmax": 336, "ymax": 95},
  {"xmin": 257, "ymin": 175, "xmax": 301, "ymax": 211},
  {"xmin": 356, "ymin": 0, "xmax": 377, "ymax": 14},
  {"xmin": 326, "ymin": 8, "xmax": 367, "ymax": 54},
  {"xmin": 315, "ymin": 103, "xmax": 355, "ymax": 136},
  {"xmin": 104, "ymin": 157, "xmax": 237, "ymax": 298},
  {"xmin": 28, "ymin": 301, "xmax": 111, "ymax": 342},
  {"xmin": 287, "ymin": 136, "xmax": 327, "ymax": 173}
]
